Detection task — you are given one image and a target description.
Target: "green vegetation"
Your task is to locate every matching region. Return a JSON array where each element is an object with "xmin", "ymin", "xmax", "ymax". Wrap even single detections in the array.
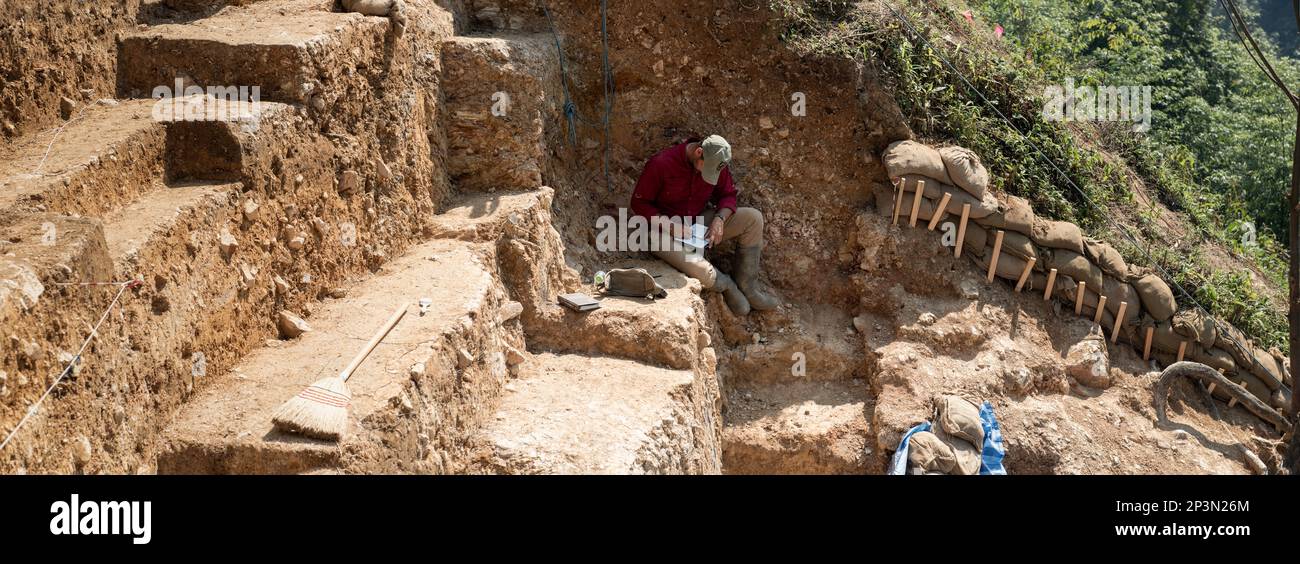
[{"xmin": 770, "ymin": 0, "xmax": 1292, "ymax": 351}]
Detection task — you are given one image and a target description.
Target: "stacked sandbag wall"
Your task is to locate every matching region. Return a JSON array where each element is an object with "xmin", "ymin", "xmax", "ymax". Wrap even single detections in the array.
[{"xmin": 878, "ymin": 140, "xmax": 1293, "ymax": 414}]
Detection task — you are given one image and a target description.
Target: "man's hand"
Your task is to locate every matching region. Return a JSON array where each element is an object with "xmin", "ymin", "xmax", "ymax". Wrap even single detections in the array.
[{"xmin": 707, "ymin": 216, "xmax": 725, "ymax": 246}]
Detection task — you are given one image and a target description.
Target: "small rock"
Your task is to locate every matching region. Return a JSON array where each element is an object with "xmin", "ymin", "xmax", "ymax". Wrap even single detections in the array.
[
  {"xmin": 377, "ymin": 159, "xmax": 393, "ymax": 181},
  {"xmin": 60, "ymin": 96, "xmax": 77, "ymax": 119},
  {"xmin": 499, "ymin": 301, "xmax": 524, "ymax": 322},
  {"xmin": 242, "ymin": 198, "xmax": 260, "ymax": 222},
  {"xmin": 218, "ymin": 228, "xmax": 238, "ymax": 258},
  {"xmin": 277, "ymin": 311, "xmax": 312, "ymax": 339},
  {"xmin": 505, "ymin": 345, "xmax": 527, "ymax": 366},
  {"xmin": 71, "ymin": 436, "xmax": 92, "ymax": 467},
  {"xmin": 272, "ymin": 275, "xmax": 290, "ymax": 297},
  {"xmin": 456, "ymin": 348, "xmax": 474, "ymax": 369},
  {"xmin": 759, "ymin": 116, "xmax": 774, "ymax": 129},
  {"xmin": 1065, "ymin": 327, "xmax": 1109, "ymax": 388},
  {"xmin": 1003, "ymin": 367, "xmax": 1033, "ymax": 394},
  {"xmin": 287, "ymin": 235, "xmax": 306, "ymax": 251},
  {"xmin": 752, "ymin": 333, "xmax": 762, "ymax": 345},
  {"xmin": 409, "ymin": 362, "xmax": 426, "ymax": 380},
  {"xmin": 852, "ymin": 315, "xmax": 869, "ymax": 334},
  {"xmin": 329, "ymin": 287, "xmax": 347, "ymax": 299},
  {"xmin": 339, "ymin": 170, "xmax": 361, "ymax": 194},
  {"xmin": 959, "ymin": 279, "xmax": 980, "ymax": 300},
  {"xmin": 112, "ymin": 405, "xmax": 126, "ymax": 425},
  {"xmin": 918, "ymin": 312, "xmax": 937, "ymax": 326},
  {"xmin": 311, "ymin": 217, "xmax": 329, "ymax": 238}
]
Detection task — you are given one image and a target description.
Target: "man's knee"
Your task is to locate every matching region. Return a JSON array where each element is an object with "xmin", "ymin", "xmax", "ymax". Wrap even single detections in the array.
[
  {"xmin": 652, "ymin": 250, "xmax": 718, "ymax": 288},
  {"xmin": 731, "ymin": 207, "xmax": 764, "ymax": 247}
]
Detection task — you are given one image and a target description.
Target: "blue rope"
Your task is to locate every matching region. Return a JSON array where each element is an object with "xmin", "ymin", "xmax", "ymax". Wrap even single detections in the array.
[{"xmin": 541, "ymin": 0, "xmax": 615, "ymax": 192}]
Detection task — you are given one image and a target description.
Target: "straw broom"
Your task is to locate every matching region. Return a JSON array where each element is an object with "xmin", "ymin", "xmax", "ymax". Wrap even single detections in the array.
[{"xmin": 271, "ymin": 303, "xmax": 409, "ymax": 441}]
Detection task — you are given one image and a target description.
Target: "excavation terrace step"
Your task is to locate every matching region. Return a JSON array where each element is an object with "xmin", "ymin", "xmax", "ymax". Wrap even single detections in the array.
[
  {"xmin": 0, "ymin": 99, "xmax": 163, "ymax": 216},
  {"xmin": 471, "ymin": 352, "xmax": 722, "ymax": 474},
  {"xmin": 119, "ymin": 0, "xmax": 391, "ymax": 106},
  {"xmin": 0, "ymin": 96, "xmax": 295, "ymax": 218},
  {"xmin": 0, "ymin": 214, "xmax": 113, "ymax": 325},
  {"xmin": 722, "ymin": 380, "xmax": 874, "ymax": 474},
  {"xmin": 431, "ymin": 189, "xmax": 709, "ymax": 372},
  {"xmin": 102, "ymin": 180, "xmax": 237, "ymax": 267},
  {"xmin": 157, "ymin": 238, "xmax": 515, "ymax": 474}
]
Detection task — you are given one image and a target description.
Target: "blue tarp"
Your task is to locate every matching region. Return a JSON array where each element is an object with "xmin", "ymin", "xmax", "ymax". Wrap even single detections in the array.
[{"xmin": 978, "ymin": 401, "xmax": 1006, "ymax": 475}]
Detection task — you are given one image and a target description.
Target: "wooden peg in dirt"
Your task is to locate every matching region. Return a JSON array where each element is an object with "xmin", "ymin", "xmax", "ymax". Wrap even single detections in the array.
[
  {"xmin": 1014, "ymin": 257, "xmax": 1036, "ymax": 292},
  {"xmin": 927, "ymin": 192, "xmax": 951, "ymax": 231},
  {"xmin": 909, "ymin": 179, "xmax": 925, "ymax": 227},
  {"xmin": 1075, "ymin": 281, "xmax": 1087, "ymax": 315},
  {"xmin": 955, "ymin": 203, "xmax": 970, "ymax": 258},
  {"xmin": 1094, "ymin": 295, "xmax": 1108, "ymax": 324},
  {"xmin": 1043, "ymin": 268, "xmax": 1057, "ymax": 301},
  {"xmin": 1143, "ymin": 326, "xmax": 1153, "ymax": 360},
  {"xmin": 987, "ymin": 230, "xmax": 1004, "ymax": 283},
  {"xmin": 1177, "ymin": 341, "xmax": 1187, "ymax": 362},
  {"xmin": 1111, "ymin": 301, "xmax": 1127, "ymax": 343}
]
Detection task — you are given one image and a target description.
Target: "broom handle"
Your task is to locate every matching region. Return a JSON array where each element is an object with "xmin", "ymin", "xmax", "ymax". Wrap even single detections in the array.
[{"xmin": 338, "ymin": 304, "xmax": 408, "ymax": 382}]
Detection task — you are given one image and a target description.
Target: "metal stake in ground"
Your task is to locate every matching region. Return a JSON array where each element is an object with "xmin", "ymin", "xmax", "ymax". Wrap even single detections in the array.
[{"xmin": 271, "ymin": 303, "xmax": 408, "ymax": 441}]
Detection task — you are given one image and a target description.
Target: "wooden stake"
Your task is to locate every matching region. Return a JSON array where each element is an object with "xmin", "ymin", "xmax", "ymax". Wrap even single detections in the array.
[
  {"xmin": 954, "ymin": 204, "xmax": 970, "ymax": 258},
  {"xmin": 1206, "ymin": 382, "xmax": 1217, "ymax": 395},
  {"xmin": 892, "ymin": 179, "xmax": 903, "ymax": 226},
  {"xmin": 1110, "ymin": 301, "xmax": 1127, "ymax": 343},
  {"xmin": 909, "ymin": 179, "xmax": 925, "ymax": 227},
  {"xmin": 1176, "ymin": 341, "xmax": 1187, "ymax": 362},
  {"xmin": 1142, "ymin": 326, "xmax": 1153, "ymax": 360},
  {"xmin": 1043, "ymin": 268, "xmax": 1057, "ymax": 301},
  {"xmin": 1074, "ymin": 281, "xmax": 1086, "ymax": 315},
  {"xmin": 1014, "ymin": 257, "xmax": 1036, "ymax": 292},
  {"xmin": 987, "ymin": 230, "xmax": 1004, "ymax": 283},
  {"xmin": 927, "ymin": 192, "xmax": 952, "ymax": 231},
  {"xmin": 1094, "ymin": 295, "xmax": 1108, "ymax": 324},
  {"xmin": 1228, "ymin": 382, "xmax": 1245, "ymax": 408}
]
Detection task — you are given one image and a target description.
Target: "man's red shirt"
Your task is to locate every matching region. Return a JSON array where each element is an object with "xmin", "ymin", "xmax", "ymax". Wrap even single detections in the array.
[{"xmin": 630, "ymin": 140, "xmax": 738, "ymax": 219}]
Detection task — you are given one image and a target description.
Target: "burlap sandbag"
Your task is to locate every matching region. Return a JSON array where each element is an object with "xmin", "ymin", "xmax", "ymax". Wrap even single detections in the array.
[
  {"xmin": 936, "ymin": 427, "xmax": 983, "ymax": 476},
  {"xmin": 1131, "ymin": 270, "xmax": 1176, "ymax": 322},
  {"xmin": 1248, "ymin": 345, "xmax": 1284, "ymax": 391},
  {"xmin": 1045, "ymin": 249, "xmax": 1104, "ymax": 292},
  {"xmin": 1000, "ymin": 230, "xmax": 1038, "ymax": 263},
  {"xmin": 1141, "ymin": 316, "xmax": 1184, "ymax": 354},
  {"xmin": 896, "ymin": 174, "xmax": 998, "ymax": 218},
  {"xmin": 907, "ymin": 430, "xmax": 957, "ymax": 475},
  {"xmin": 962, "ymin": 220, "xmax": 989, "ymax": 257},
  {"xmin": 976, "ymin": 194, "xmax": 1035, "ymax": 235},
  {"xmin": 937, "ymin": 396, "xmax": 984, "ymax": 446},
  {"xmin": 1172, "ymin": 309, "xmax": 1217, "ymax": 349},
  {"xmin": 884, "ymin": 140, "xmax": 953, "ymax": 184},
  {"xmin": 1029, "ymin": 217, "xmax": 1085, "ymax": 254},
  {"xmin": 1100, "ymin": 275, "xmax": 1141, "ymax": 327},
  {"xmin": 1189, "ymin": 343, "xmax": 1236, "ymax": 374},
  {"xmin": 972, "ymin": 248, "xmax": 1032, "ymax": 282},
  {"xmin": 937, "ymin": 146, "xmax": 989, "ymax": 198},
  {"xmin": 1082, "ymin": 238, "xmax": 1128, "ymax": 278}
]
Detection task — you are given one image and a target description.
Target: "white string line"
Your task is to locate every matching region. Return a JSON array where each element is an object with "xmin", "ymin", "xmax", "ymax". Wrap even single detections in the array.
[
  {"xmin": 882, "ymin": 2, "xmax": 1289, "ymax": 393},
  {"xmin": 30, "ymin": 108, "xmax": 91, "ymax": 176},
  {"xmin": 0, "ymin": 281, "xmax": 133, "ymax": 452}
]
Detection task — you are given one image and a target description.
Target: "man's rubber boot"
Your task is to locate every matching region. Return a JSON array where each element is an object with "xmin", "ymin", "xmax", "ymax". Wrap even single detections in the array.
[
  {"xmin": 735, "ymin": 245, "xmax": 780, "ymax": 310},
  {"xmin": 713, "ymin": 272, "xmax": 751, "ymax": 316}
]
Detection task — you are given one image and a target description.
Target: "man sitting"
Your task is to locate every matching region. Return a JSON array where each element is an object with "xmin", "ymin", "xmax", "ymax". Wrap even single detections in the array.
[{"xmin": 630, "ymin": 135, "xmax": 779, "ymax": 315}]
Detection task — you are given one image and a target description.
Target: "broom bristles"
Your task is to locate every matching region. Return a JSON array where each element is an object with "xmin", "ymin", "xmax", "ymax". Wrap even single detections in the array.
[{"xmin": 271, "ymin": 377, "xmax": 351, "ymax": 441}]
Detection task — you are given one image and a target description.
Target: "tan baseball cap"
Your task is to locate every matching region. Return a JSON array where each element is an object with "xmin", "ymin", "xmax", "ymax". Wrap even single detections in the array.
[{"xmin": 700, "ymin": 135, "xmax": 731, "ymax": 185}]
